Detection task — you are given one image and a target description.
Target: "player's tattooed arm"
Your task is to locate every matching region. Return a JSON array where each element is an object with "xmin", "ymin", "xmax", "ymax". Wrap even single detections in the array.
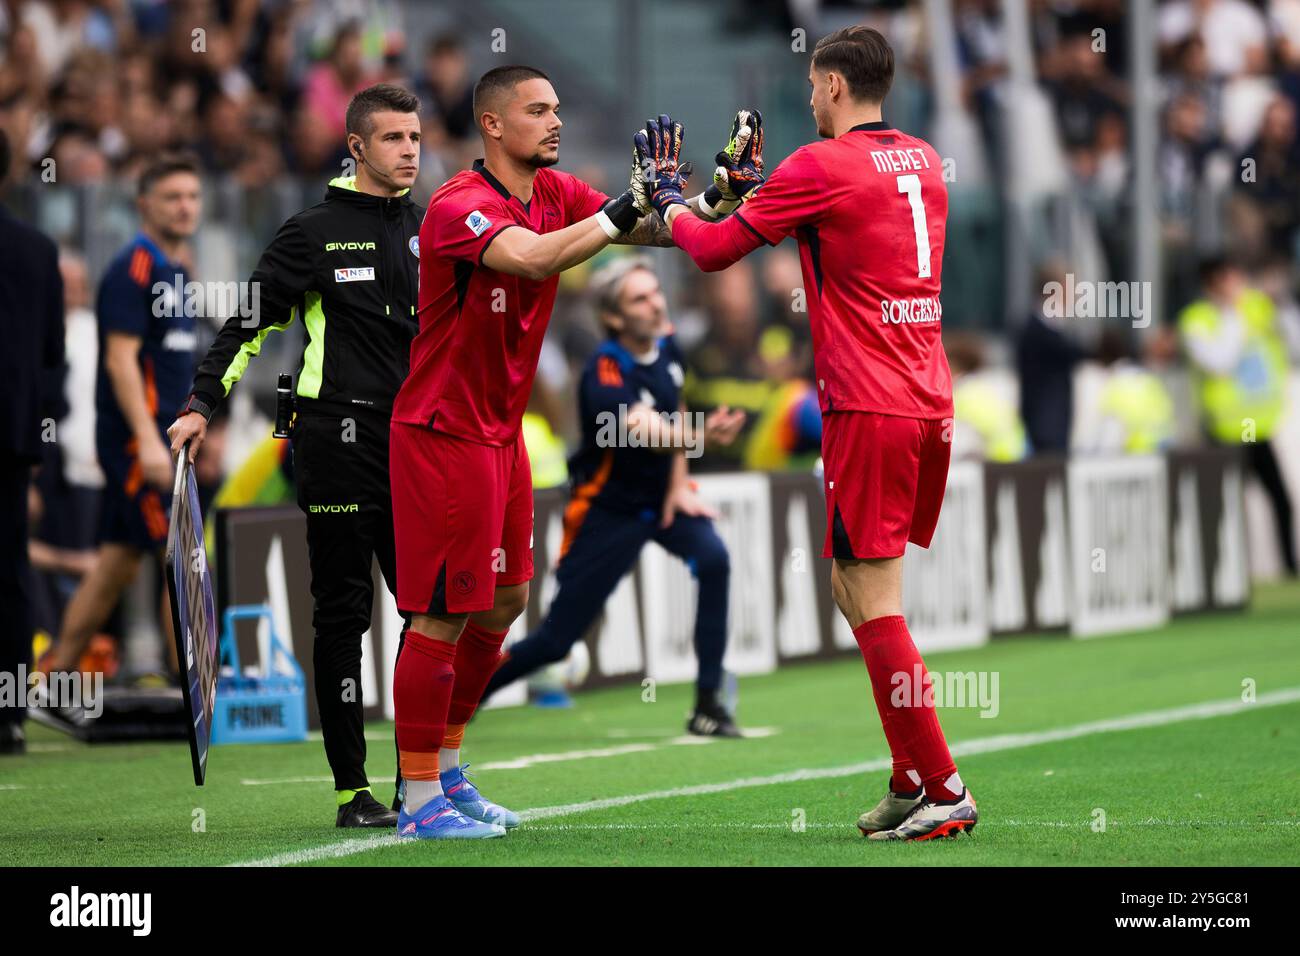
[{"xmin": 612, "ymin": 212, "xmax": 674, "ymax": 247}]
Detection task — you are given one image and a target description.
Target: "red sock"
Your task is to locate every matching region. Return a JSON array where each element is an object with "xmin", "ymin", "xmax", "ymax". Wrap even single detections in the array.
[
  {"xmin": 854, "ymin": 632, "xmax": 920, "ymax": 793},
  {"xmin": 394, "ymin": 630, "xmax": 457, "ymax": 780},
  {"xmin": 446, "ymin": 621, "xmax": 508, "ymax": 727},
  {"xmin": 884, "ymin": 717, "xmax": 922, "ymax": 795},
  {"xmin": 852, "ymin": 615, "xmax": 962, "ymax": 803}
]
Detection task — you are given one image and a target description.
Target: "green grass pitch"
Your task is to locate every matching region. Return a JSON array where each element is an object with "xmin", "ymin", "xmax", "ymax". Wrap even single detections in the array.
[{"xmin": 3, "ymin": 583, "xmax": 1298, "ymax": 867}]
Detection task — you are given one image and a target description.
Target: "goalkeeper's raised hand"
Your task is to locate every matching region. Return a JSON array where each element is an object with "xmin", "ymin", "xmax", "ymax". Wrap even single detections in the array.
[
  {"xmin": 633, "ymin": 114, "xmax": 693, "ymax": 222},
  {"xmin": 701, "ymin": 109, "xmax": 765, "ymax": 219}
]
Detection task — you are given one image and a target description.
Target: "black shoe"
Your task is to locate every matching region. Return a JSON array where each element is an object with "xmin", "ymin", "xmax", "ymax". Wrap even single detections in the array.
[
  {"xmin": 336, "ymin": 789, "xmax": 399, "ymax": 828},
  {"xmin": 686, "ymin": 698, "xmax": 742, "ymax": 738},
  {"xmin": 0, "ymin": 722, "xmax": 25, "ymax": 755}
]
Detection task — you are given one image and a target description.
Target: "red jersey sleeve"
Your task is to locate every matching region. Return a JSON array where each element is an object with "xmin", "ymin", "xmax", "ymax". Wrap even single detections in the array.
[
  {"xmin": 670, "ymin": 210, "xmax": 766, "ymax": 272},
  {"xmin": 733, "ymin": 146, "xmax": 828, "ymax": 244},
  {"xmin": 425, "ymin": 187, "xmax": 517, "ymax": 264},
  {"xmin": 556, "ymin": 170, "xmax": 609, "ymax": 224}
]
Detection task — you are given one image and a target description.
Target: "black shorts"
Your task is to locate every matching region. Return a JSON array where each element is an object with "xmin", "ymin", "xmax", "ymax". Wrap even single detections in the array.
[{"xmin": 96, "ymin": 432, "xmax": 171, "ymax": 551}]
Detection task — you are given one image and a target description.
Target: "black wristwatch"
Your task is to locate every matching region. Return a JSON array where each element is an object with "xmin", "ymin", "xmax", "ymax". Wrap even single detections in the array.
[{"xmin": 179, "ymin": 394, "xmax": 215, "ymax": 422}]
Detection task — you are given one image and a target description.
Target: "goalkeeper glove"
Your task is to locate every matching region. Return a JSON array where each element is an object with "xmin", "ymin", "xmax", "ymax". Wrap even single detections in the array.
[
  {"xmin": 595, "ymin": 189, "xmax": 643, "ymax": 238},
  {"xmin": 633, "ymin": 114, "xmax": 693, "ymax": 222},
  {"xmin": 700, "ymin": 109, "xmax": 765, "ymax": 219}
]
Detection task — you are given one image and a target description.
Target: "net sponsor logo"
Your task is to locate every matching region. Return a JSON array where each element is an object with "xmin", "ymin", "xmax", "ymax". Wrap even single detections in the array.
[
  {"xmin": 334, "ymin": 267, "xmax": 375, "ymax": 283},
  {"xmin": 49, "ymin": 886, "xmax": 151, "ymax": 936}
]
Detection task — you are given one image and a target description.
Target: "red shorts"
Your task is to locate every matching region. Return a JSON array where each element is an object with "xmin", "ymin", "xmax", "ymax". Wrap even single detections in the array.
[
  {"xmin": 390, "ymin": 422, "xmax": 534, "ymax": 614},
  {"xmin": 821, "ymin": 411, "xmax": 951, "ymax": 560}
]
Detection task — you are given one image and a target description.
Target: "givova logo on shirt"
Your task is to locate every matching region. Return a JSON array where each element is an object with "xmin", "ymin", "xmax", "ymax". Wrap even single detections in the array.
[{"xmin": 465, "ymin": 210, "xmax": 492, "ymax": 237}]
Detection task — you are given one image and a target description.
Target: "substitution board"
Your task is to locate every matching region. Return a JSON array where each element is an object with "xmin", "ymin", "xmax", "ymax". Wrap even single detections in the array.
[{"xmin": 165, "ymin": 443, "xmax": 220, "ymax": 785}]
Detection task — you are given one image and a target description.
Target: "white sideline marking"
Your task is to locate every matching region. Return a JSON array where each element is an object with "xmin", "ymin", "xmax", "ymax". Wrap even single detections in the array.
[
  {"xmin": 241, "ymin": 775, "xmax": 333, "ymax": 786},
  {"xmin": 236, "ymin": 834, "xmax": 406, "ymax": 866},
  {"xmin": 229, "ymin": 687, "xmax": 1300, "ymax": 867},
  {"xmin": 666, "ymin": 727, "xmax": 779, "ymax": 746},
  {"xmin": 239, "ymin": 744, "xmax": 667, "ymax": 783},
  {"xmin": 478, "ymin": 743, "xmax": 656, "ymax": 770},
  {"xmin": 242, "ymin": 730, "xmax": 781, "ymax": 783}
]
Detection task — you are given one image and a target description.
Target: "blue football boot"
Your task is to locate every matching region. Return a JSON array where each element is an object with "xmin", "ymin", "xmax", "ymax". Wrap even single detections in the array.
[
  {"xmin": 396, "ymin": 793, "xmax": 506, "ymax": 840},
  {"xmin": 441, "ymin": 764, "xmax": 521, "ymax": 829}
]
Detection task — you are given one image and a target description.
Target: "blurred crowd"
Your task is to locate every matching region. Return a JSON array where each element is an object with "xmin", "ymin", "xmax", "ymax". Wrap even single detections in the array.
[
  {"xmin": 933, "ymin": 0, "xmax": 1300, "ymax": 306},
  {"xmin": 0, "ymin": 0, "xmax": 480, "ymax": 189}
]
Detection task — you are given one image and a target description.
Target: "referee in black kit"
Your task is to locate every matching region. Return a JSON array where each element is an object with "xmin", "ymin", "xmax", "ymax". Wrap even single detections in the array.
[{"xmin": 168, "ymin": 85, "xmax": 423, "ymax": 828}]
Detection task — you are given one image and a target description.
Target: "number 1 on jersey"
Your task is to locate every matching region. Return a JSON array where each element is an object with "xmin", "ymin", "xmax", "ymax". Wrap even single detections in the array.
[{"xmin": 897, "ymin": 174, "xmax": 931, "ymax": 279}]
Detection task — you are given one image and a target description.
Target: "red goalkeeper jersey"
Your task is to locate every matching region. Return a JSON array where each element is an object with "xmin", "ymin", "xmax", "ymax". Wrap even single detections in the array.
[
  {"xmin": 685, "ymin": 121, "xmax": 953, "ymax": 419},
  {"xmin": 392, "ymin": 160, "xmax": 607, "ymax": 445}
]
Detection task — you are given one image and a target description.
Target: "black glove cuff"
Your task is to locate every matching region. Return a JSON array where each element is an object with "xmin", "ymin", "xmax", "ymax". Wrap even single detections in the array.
[
  {"xmin": 703, "ymin": 183, "xmax": 726, "ymax": 208},
  {"xmin": 603, "ymin": 190, "xmax": 642, "ymax": 233}
]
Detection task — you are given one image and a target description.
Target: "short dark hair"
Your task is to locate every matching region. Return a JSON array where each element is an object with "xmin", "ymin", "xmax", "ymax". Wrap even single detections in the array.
[
  {"xmin": 345, "ymin": 83, "xmax": 421, "ymax": 139},
  {"xmin": 137, "ymin": 153, "xmax": 200, "ymax": 197},
  {"xmin": 0, "ymin": 128, "xmax": 10, "ymax": 183},
  {"xmin": 1198, "ymin": 253, "xmax": 1240, "ymax": 287},
  {"xmin": 472, "ymin": 65, "xmax": 551, "ymax": 123},
  {"xmin": 812, "ymin": 26, "xmax": 895, "ymax": 104}
]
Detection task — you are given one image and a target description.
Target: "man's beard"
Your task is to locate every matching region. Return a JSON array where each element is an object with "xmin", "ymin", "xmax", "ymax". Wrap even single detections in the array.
[
  {"xmin": 157, "ymin": 224, "xmax": 192, "ymax": 244},
  {"xmin": 526, "ymin": 148, "xmax": 560, "ymax": 168}
]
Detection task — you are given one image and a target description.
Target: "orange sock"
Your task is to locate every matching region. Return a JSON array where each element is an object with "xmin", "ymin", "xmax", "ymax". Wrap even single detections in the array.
[{"xmin": 443, "ymin": 724, "xmax": 466, "ymax": 751}]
